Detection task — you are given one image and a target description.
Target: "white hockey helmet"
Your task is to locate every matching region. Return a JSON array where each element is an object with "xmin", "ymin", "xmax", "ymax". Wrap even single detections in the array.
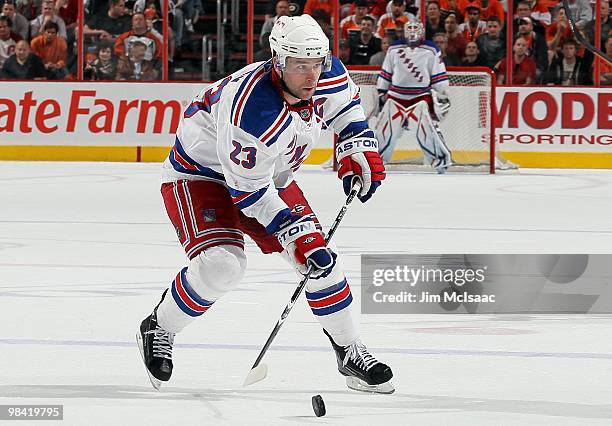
[
  {"xmin": 269, "ymin": 14, "xmax": 332, "ymax": 72},
  {"xmin": 404, "ymin": 20, "xmax": 425, "ymax": 44}
]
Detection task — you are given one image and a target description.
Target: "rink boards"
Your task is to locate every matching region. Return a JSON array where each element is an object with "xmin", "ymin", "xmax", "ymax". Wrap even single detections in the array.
[{"xmin": 0, "ymin": 81, "xmax": 610, "ymax": 169}]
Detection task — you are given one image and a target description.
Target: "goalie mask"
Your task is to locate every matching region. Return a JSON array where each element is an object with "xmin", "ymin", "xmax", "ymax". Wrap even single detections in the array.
[
  {"xmin": 269, "ymin": 14, "xmax": 332, "ymax": 73},
  {"xmin": 404, "ymin": 20, "xmax": 425, "ymax": 45}
]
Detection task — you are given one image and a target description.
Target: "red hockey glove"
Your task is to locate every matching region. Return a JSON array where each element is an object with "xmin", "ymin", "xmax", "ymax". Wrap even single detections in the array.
[
  {"xmin": 276, "ymin": 215, "xmax": 335, "ymax": 276},
  {"xmin": 338, "ymin": 150, "xmax": 386, "ymax": 203}
]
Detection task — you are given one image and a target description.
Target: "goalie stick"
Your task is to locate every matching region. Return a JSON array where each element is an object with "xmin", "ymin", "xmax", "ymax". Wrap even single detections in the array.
[
  {"xmin": 243, "ymin": 180, "xmax": 362, "ymax": 386},
  {"xmin": 562, "ymin": 0, "xmax": 611, "ymax": 63}
]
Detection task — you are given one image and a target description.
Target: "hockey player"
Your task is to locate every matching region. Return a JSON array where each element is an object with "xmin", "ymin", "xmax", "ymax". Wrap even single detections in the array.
[
  {"xmin": 375, "ymin": 20, "xmax": 453, "ymax": 173},
  {"xmin": 136, "ymin": 14, "xmax": 394, "ymax": 394}
]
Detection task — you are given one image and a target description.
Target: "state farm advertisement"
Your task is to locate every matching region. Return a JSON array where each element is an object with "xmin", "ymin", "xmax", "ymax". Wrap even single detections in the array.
[
  {"xmin": 0, "ymin": 82, "xmax": 610, "ymax": 152},
  {"xmin": 0, "ymin": 82, "xmax": 205, "ymax": 146},
  {"xmin": 495, "ymin": 87, "xmax": 611, "ymax": 152}
]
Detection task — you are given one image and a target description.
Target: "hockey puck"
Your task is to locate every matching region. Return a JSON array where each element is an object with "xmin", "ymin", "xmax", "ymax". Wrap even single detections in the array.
[{"xmin": 311, "ymin": 394, "xmax": 326, "ymax": 417}]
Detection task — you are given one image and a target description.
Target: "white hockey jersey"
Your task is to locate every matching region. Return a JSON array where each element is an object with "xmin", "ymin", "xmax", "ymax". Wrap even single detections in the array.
[
  {"xmin": 162, "ymin": 57, "xmax": 373, "ymax": 234},
  {"xmin": 377, "ymin": 40, "xmax": 449, "ymax": 103}
]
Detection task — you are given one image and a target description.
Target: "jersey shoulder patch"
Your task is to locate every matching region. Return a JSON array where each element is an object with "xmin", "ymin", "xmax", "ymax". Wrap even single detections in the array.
[
  {"xmin": 421, "ymin": 40, "xmax": 441, "ymax": 54},
  {"xmin": 315, "ymin": 56, "xmax": 349, "ymax": 96},
  {"xmin": 389, "ymin": 39, "xmax": 407, "ymax": 48},
  {"xmin": 230, "ymin": 64, "xmax": 289, "ymax": 145}
]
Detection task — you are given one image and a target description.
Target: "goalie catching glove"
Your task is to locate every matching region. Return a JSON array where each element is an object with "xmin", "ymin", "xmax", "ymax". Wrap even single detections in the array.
[
  {"xmin": 276, "ymin": 215, "xmax": 335, "ymax": 277},
  {"xmin": 336, "ymin": 131, "xmax": 386, "ymax": 203}
]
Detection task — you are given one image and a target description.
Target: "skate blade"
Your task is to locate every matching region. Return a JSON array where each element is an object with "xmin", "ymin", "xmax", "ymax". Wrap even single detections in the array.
[
  {"xmin": 243, "ymin": 364, "xmax": 268, "ymax": 387},
  {"xmin": 346, "ymin": 376, "xmax": 395, "ymax": 394},
  {"xmin": 136, "ymin": 331, "xmax": 162, "ymax": 391}
]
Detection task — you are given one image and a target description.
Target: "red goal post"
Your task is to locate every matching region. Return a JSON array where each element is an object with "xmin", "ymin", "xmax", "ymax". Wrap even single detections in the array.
[{"xmin": 344, "ymin": 65, "xmax": 503, "ymax": 174}]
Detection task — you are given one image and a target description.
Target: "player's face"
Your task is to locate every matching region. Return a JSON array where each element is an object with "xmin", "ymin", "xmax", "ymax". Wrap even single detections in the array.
[{"xmin": 282, "ymin": 57, "xmax": 323, "ymax": 100}]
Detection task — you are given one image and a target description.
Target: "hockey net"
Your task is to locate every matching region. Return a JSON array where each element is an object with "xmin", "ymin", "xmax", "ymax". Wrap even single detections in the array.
[{"xmin": 345, "ymin": 66, "xmax": 516, "ymax": 173}]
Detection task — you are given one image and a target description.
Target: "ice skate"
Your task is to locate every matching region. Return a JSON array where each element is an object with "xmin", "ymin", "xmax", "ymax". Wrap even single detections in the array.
[
  {"xmin": 136, "ymin": 290, "xmax": 175, "ymax": 390},
  {"xmin": 324, "ymin": 330, "xmax": 395, "ymax": 394}
]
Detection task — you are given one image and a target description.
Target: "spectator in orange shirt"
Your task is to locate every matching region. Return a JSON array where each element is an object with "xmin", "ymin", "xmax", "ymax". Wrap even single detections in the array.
[
  {"xmin": 30, "ymin": 20, "xmax": 67, "ymax": 79},
  {"xmin": 115, "ymin": 12, "xmax": 162, "ymax": 62},
  {"xmin": 438, "ymin": 0, "xmax": 461, "ymax": 20},
  {"xmin": 303, "ymin": 0, "xmax": 333, "ymax": 17},
  {"xmin": 458, "ymin": 0, "xmax": 505, "ymax": 24},
  {"xmin": 368, "ymin": 0, "xmax": 389, "ymax": 21},
  {"xmin": 375, "ymin": 0, "xmax": 413, "ymax": 39},
  {"xmin": 340, "ymin": 0, "xmax": 369, "ymax": 41}
]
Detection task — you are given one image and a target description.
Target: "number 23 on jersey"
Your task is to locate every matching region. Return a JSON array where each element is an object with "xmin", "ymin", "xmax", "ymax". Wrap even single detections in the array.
[{"xmin": 230, "ymin": 140, "xmax": 257, "ymax": 169}]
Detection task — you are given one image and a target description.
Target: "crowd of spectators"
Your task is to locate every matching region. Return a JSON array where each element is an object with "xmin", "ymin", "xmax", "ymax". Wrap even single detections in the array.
[
  {"xmin": 0, "ymin": 0, "xmax": 76, "ymax": 80},
  {"xmin": 0, "ymin": 0, "xmax": 203, "ymax": 80},
  {"xmin": 1, "ymin": 0, "xmax": 610, "ymax": 84},
  {"xmin": 258, "ymin": 0, "xmax": 611, "ymax": 85}
]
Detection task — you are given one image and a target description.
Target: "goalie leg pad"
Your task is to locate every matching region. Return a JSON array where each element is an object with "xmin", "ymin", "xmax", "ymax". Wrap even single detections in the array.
[
  {"xmin": 408, "ymin": 101, "xmax": 453, "ymax": 173},
  {"xmin": 374, "ymin": 98, "xmax": 410, "ymax": 163},
  {"xmin": 156, "ymin": 245, "xmax": 247, "ymax": 333}
]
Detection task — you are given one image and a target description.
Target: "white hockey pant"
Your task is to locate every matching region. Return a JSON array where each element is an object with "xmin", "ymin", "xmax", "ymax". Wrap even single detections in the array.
[{"xmin": 156, "ymin": 245, "xmax": 247, "ymax": 333}]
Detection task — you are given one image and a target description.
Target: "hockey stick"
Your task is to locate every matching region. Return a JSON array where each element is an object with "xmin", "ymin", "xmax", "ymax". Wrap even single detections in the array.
[
  {"xmin": 562, "ymin": 0, "xmax": 611, "ymax": 63},
  {"xmin": 243, "ymin": 180, "xmax": 362, "ymax": 386}
]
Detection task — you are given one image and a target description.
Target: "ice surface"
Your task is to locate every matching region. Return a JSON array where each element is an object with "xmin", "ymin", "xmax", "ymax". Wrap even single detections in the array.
[{"xmin": 1, "ymin": 162, "xmax": 611, "ymax": 425}]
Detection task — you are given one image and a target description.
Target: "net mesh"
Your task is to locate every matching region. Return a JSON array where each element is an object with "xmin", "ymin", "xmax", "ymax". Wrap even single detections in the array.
[{"xmin": 348, "ymin": 68, "xmax": 515, "ymax": 173}]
